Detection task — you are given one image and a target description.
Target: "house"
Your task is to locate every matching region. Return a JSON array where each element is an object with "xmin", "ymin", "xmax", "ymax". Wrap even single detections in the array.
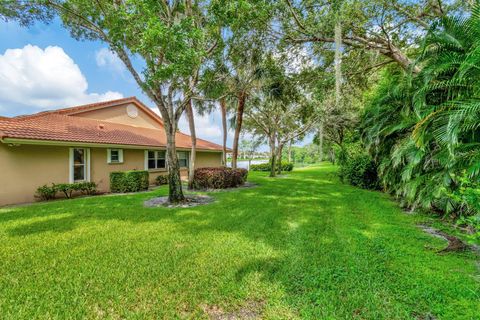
[{"xmin": 0, "ymin": 97, "xmax": 225, "ymax": 206}]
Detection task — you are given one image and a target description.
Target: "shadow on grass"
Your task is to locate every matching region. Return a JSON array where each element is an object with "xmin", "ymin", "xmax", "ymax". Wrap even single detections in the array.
[{"xmin": 0, "ymin": 165, "xmax": 478, "ymax": 318}]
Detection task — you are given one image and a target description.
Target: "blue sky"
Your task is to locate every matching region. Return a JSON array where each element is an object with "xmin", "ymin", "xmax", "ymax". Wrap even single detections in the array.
[{"xmin": 0, "ymin": 19, "xmax": 311, "ymax": 150}]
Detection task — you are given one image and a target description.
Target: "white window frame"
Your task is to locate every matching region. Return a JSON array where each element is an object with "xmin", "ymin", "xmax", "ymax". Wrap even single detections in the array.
[
  {"xmin": 145, "ymin": 150, "xmax": 167, "ymax": 170},
  {"xmin": 107, "ymin": 149, "xmax": 124, "ymax": 164},
  {"xmin": 177, "ymin": 151, "xmax": 189, "ymax": 168},
  {"xmin": 69, "ymin": 148, "xmax": 90, "ymax": 183}
]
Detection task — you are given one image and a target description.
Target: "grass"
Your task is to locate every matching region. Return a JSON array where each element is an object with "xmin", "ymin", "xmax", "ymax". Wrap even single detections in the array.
[{"xmin": 0, "ymin": 164, "xmax": 478, "ymax": 319}]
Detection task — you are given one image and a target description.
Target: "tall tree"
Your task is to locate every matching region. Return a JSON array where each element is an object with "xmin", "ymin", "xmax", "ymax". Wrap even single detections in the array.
[
  {"xmin": 244, "ymin": 57, "xmax": 317, "ymax": 177},
  {"xmin": 185, "ymin": 99, "xmax": 197, "ymax": 190},
  {"xmin": 281, "ymin": 0, "xmax": 466, "ymax": 73},
  {"xmin": 4, "ymin": 0, "xmax": 221, "ymax": 202},
  {"xmin": 224, "ymin": 37, "xmax": 266, "ymax": 169},
  {"xmin": 239, "ymin": 136, "xmax": 263, "ymax": 169}
]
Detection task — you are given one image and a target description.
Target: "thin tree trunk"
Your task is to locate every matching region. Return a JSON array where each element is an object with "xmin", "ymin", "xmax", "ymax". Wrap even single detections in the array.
[
  {"xmin": 318, "ymin": 122, "xmax": 324, "ymax": 162},
  {"xmin": 276, "ymin": 143, "xmax": 284, "ymax": 174},
  {"xmin": 165, "ymin": 121, "xmax": 185, "ymax": 203},
  {"xmin": 269, "ymin": 136, "xmax": 276, "ymax": 178},
  {"xmin": 220, "ymin": 97, "xmax": 227, "ymax": 166},
  {"xmin": 288, "ymin": 140, "xmax": 292, "ymax": 163},
  {"xmin": 186, "ymin": 99, "xmax": 196, "ymax": 190},
  {"xmin": 334, "ymin": 21, "xmax": 342, "ymax": 109},
  {"xmin": 231, "ymin": 92, "xmax": 246, "ymax": 169},
  {"xmin": 329, "ymin": 148, "xmax": 336, "ymax": 164}
]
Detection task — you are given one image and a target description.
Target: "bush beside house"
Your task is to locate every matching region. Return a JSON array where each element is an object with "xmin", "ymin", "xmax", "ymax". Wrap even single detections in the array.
[
  {"xmin": 36, "ymin": 182, "xmax": 97, "ymax": 201},
  {"xmin": 110, "ymin": 170, "xmax": 149, "ymax": 193},
  {"xmin": 155, "ymin": 175, "xmax": 168, "ymax": 186},
  {"xmin": 194, "ymin": 167, "xmax": 248, "ymax": 189}
]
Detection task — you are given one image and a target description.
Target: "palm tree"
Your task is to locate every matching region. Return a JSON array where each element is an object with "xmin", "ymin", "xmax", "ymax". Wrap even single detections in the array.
[{"xmin": 361, "ymin": 4, "xmax": 480, "ymax": 215}]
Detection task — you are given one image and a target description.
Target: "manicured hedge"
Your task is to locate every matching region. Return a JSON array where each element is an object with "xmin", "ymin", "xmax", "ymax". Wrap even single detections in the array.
[
  {"xmin": 155, "ymin": 175, "xmax": 169, "ymax": 186},
  {"xmin": 250, "ymin": 161, "xmax": 294, "ymax": 172},
  {"xmin": 110, "ymin": 170, "xmax": 149, "ymax": 193},
  {"xmin": 35, "ymin": 182, "xmax": 97, "ymax": 201},
  {"xmin": 193, "ymin": 167, "xmax": 248, "ymax": 189}
]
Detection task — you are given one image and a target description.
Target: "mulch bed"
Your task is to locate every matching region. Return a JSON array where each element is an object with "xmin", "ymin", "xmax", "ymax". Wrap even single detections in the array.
[{"xmin": 144, "ymin": 194, "xmax": 214, "ymax": 208}]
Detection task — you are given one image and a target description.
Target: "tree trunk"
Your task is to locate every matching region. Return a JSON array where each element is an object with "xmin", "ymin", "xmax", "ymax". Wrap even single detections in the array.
[
  {"xmin": 276, "ymin": 144, "xmax": 284, "ymax": 174},
  {"xmin": 269, "ymin": 136, "xmax": 276, "ymax": 178},
  {"xmin": 334, "ymin": 21, "xmax": 342, "ymax": 109},
  {"xmin": 186, "ymin": 99, "xmax": 196, "ymax": 190},
  {"xmin": 165, "ymin": 121, "xmax": 185, "ymax": 203},
  {"xmin": 220, "ymin": 97, "xmax": 228, "ymax": 166},
  {"xmin": 231, "ymin": 92, "xmax": 246, "ymax": 169},
  {"xmin": 329, "ymin": 148, "xmax": 336, "ymax": 164},
  {"xmin": 318, "ymin": 122, "xmax": 324, "ymax": 162},
  {"xmin": 288, "ymin": 140, "xmax": 292, "ymax": 163}
]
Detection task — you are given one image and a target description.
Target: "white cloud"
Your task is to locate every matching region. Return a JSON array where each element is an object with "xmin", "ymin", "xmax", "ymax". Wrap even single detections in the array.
[
  {"xmin": 0, "ymin": 45, "xmax": 123, "ymax": 115},
  {"xmin": 178, "ymin": 111, "xmax": 223, "ymax": 140},
  {"xmin": 95, "ymin": 47, "xmax": 125, "ymax": 73}
]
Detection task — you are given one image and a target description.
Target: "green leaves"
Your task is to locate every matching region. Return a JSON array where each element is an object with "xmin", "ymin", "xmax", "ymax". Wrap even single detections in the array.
[{"xmin": 361, "ymin": 4, "xmax": 480, "ymax": 217}]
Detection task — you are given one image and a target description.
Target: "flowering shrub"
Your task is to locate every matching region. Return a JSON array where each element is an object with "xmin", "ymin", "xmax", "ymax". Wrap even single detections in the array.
[{"xmin": 193, "ymin": 167, "xmax": 248, "ymax": 189}]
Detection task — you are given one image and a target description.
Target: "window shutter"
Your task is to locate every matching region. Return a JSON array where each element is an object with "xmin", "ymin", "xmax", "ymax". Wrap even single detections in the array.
[
  {"xmin": 118, "ymin": 149, "xmax": 124, "ymax": 163},
  {"xmin": 107, "ymin": 149, "xmax": 112, "ymax": 164},
  {"xmin": 144, "ymin": 150, "xmax": 149, "ymax": 170}
]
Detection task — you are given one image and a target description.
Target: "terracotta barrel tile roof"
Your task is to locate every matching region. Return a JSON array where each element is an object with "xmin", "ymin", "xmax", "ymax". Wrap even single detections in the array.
[{"xmin": 0, "ymin": 98, "xmax": 227, "ymax": 152}]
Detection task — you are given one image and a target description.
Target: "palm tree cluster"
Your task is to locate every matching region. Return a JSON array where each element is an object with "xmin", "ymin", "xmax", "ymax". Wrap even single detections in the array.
[{"xmin": 362, "ymin": 6, "xmax": 480, "ymax": 216}]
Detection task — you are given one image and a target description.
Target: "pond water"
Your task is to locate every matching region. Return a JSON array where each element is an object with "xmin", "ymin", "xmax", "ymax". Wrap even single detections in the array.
[{"xmin": 227, "ymin": 159, "xmax": 268, "ymax": 170}]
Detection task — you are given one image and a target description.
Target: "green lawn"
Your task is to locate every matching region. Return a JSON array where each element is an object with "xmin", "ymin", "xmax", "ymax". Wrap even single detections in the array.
[{"xmin": 0, "ymin": 164, "xmax": 478, "ymax": 319}]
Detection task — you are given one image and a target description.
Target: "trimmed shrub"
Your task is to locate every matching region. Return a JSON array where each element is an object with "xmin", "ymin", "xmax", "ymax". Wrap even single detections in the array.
[
  {"xmin": 54, "ymin": 183, "xmax": 77, "ymax": 199},
  {"xmin": 36, "ymin": 184, "xmax": 56, "ymax": 201},
  {"xmin": 155, "ymin": 175, "xmax": 169, "ymax": 186},
  {"xmin": 250, "ymin": 161, "xmax": 294, "ymax": 172},
  {"xmin": 339, "ymin": 154, "xmax": 380, "ymax": 190},
  {"xmin": 110, "ymin": 170, "xmax": 149, "ymax": 193},
  {"xmin": 35, "ymin": 182, "xmax": 98, "ymax": 201},
  {"xmin": 76, "ymin": 182, "xmax": 97, "ymax": 195},
  {"xmin": 193, "ymin": 167, "xmax": 248, "ymax": 189}
]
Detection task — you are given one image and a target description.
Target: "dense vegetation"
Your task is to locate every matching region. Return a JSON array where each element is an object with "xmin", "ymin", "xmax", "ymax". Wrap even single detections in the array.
[{"xmin": 359, "ymin": 8, "xmax": 480, "ymax": 223}]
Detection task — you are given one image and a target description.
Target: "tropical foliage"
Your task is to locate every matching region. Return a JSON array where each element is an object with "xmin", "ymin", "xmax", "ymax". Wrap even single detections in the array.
[{"xmin": 361, "ymin": 6, "xmax": 480, "ymax": 217}]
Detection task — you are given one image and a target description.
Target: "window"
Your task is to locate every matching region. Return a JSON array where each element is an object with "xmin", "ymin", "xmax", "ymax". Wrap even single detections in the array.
[
  {"xmin": 178, "ymin": 151, "xmax": 188, "ymax": 168},
  {"xmin": 147, "ymin": 150, "xmax": 166, "ymax": 170},
  {"xmin": 107, "ymin": 149, "xmax": 123, "ymax": 164},
  {"xmin": 70, "ymin": 148, "xmax": 90, "ymax": 182}
]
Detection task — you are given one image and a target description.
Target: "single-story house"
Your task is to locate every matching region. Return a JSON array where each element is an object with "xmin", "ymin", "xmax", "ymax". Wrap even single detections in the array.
[{"xmin": 0, "ymin": 97, "xmax": 226, "ymax": 206}]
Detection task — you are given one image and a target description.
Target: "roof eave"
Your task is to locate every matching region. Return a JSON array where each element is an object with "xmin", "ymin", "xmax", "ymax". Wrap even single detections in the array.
[{"xmin": 0, "ymin": 137, "xmax": 224, "ymax": 152}]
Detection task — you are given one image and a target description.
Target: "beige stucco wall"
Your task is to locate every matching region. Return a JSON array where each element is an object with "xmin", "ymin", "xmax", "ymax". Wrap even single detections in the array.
[
  {"xmin": 90, "ymin": 148, "xmax": 145, "ymax": 191},
  {"xmin": 0, "ymin": 143, "xmax": 69, "ymax": 205},
  {"xmin": 0, "ymin": 143, "xmax": 223, "ymax": 206},
  {"xmin": 195, "ymin": 152, "xmax": 223, "ymax": 168},
  {"xmin": 75, "ymin": 103, "xmax": 162, "ymax": 129}
]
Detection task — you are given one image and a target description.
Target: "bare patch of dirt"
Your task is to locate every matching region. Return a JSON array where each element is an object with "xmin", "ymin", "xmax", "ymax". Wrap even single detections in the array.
[
  {"xmin": 144, "ymin": 194, "xmax": 214, "ymax": 208},
  {"xmin": 419, "ymin": 225, "xmax": 469, "ymax": 253},
  {"xmin": 201, "ymin": 300, "xmax": 264, "ymax": 320}
]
